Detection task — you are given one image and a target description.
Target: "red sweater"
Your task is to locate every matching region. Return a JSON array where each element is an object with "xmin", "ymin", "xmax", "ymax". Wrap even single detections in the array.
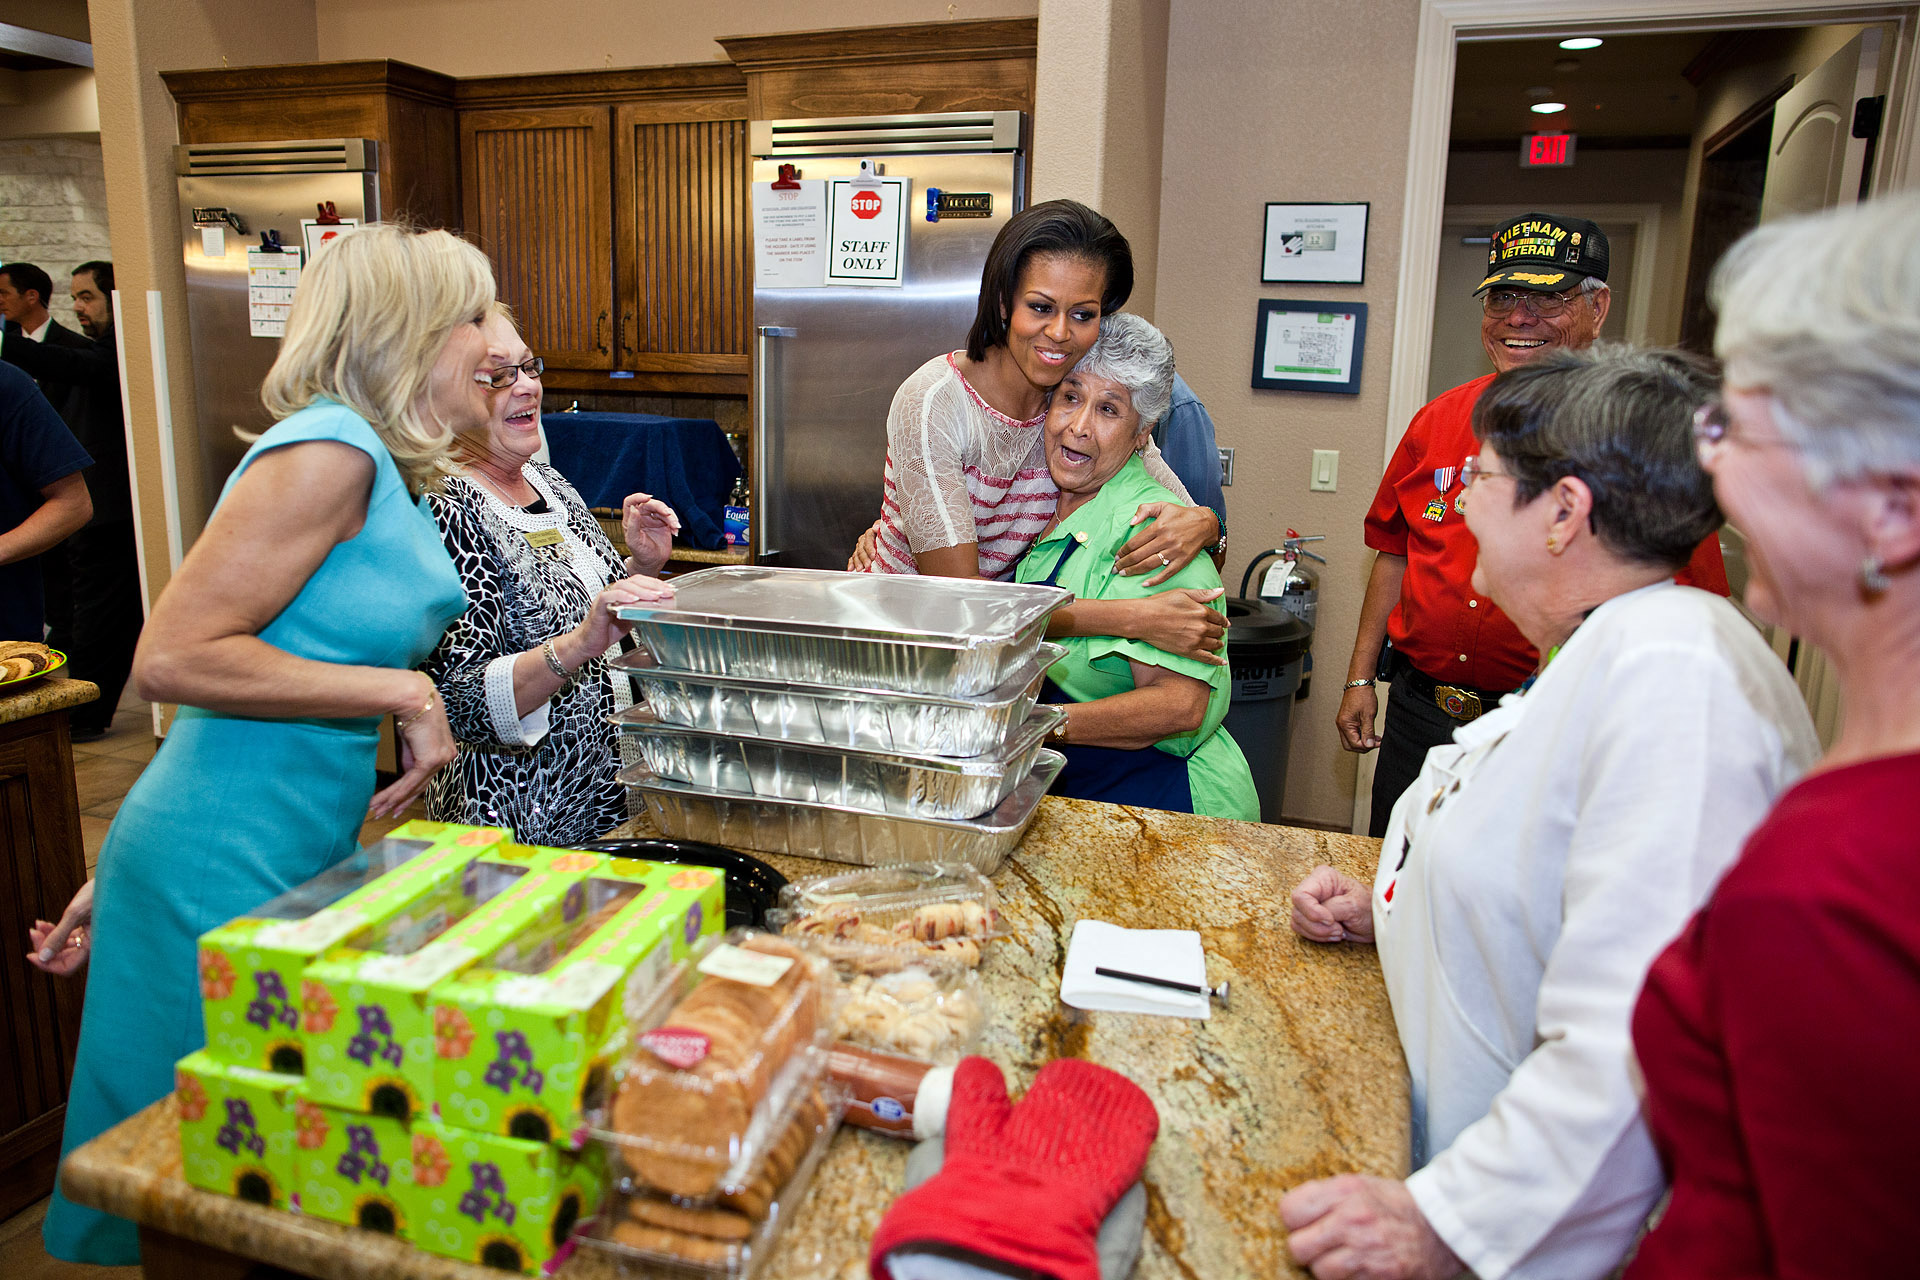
[{"xmin": 1628, "ymin": 751, "xmax": 1920, "ymax": 1278}]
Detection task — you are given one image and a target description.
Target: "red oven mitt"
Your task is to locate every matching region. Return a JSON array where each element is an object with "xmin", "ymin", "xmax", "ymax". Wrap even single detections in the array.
[{"xmin": 869, "ymin": 1055, "xmax": 1159, "ymax": 1280}]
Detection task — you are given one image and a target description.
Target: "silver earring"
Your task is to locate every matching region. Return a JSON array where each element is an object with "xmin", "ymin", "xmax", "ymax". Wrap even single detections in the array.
[{"xmin": 1861, "ymin": 555, "xmax": 1892, "ymax": 594}]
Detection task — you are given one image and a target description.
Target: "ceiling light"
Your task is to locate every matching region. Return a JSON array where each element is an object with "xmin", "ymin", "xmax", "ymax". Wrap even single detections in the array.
[
  {"xmin": 1531, "ymin": 102, "xmax": 1568, "ymax": 115},
  {"xmin": 1558, "ymin": 37, "xmax": 1603, "ymax": 50}
]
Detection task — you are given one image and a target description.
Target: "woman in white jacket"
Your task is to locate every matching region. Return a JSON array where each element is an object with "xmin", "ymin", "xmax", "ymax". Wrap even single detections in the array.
[{"xmin": 1281, "ymin": 345, "xmax": 1818, "ymax": 1280}]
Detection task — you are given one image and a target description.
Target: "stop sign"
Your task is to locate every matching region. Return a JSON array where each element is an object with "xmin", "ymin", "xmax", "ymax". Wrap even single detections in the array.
[{"xmin": 850, "ymin": 189, "xmax": 883, "ymax": 219}]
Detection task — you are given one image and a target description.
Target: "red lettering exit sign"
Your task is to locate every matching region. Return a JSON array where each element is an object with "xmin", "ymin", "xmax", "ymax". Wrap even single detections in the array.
[{"xmin": 1520, "ymin": 133, "xmax": 1577, "ymax": 167}]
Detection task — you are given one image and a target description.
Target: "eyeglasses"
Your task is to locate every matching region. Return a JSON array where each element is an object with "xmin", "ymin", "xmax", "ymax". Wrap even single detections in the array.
[
  {"xmin": 473, "ymin": 357, "xmax": 544, "ymax": 389},
  {"xmin": 1460, "ymin": 454, "xmax": 1512, "ymax": 487},
  {"xmin": 1482, "ymin": 287, "xmax": 1585, "ymax": 318},
  {"xmin": 1692, "ymin": 395, "xmax": 1799, "ymax": 464}
]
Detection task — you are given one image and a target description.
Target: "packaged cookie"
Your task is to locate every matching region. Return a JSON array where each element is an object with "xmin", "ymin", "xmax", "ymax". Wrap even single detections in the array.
[
  {"xmin": 769, "ymin": 862, "xmax": 1000, "ymax": 968},
  {"xmin": 598, "ymin": 929, "xmax": 832, "ymax": 1204},
  {"xmin": 795, "ymin": 935, "xmax": 986, "ymax": 1064},
  {"xmin": 579, "ymin": 1083, "xmax": 845, "ymax": 1278}
]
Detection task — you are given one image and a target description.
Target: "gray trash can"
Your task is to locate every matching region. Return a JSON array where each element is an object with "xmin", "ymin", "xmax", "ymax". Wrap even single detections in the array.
[{"xmin": 1221, "ymin": 597, "xmax": 1313, "ymax": 823}]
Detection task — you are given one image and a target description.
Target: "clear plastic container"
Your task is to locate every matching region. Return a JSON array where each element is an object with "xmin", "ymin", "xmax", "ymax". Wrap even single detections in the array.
[
  {"xmin": 768, "ymin": 863, "xmax": 1000, "ymax": 968},
  {"xmin": 597, "ymin": 931, "xmax": 832, "ymax": 1204},
  {"xmin": 801, "ymin": 936, "xmax": 985, "ymax": 1064},
  {"xmin": 577, "ymin": 1084, "xmax": 846, "ymax": 1278}
]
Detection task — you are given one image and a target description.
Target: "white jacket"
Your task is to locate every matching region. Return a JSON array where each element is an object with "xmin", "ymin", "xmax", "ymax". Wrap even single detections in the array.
[{"xmin": 1373, "ymin": 582, "xmax": 1818, "ymax": 1280}]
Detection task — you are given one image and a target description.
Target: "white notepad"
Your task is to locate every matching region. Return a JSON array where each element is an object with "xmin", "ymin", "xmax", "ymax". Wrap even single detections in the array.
[{"xmin": 1059, "ymin": 920, "xmax": 1210, "ymax": 1020}]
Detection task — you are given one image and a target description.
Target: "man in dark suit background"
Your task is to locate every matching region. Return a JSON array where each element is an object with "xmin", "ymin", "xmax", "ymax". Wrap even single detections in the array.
[
  {"xmin": 1, "ymin": 261, "xmax": 141, "ymax": 739},
  {"xmin": 0, "ymin": 262, "xmax": 95, "ymax": 418}
]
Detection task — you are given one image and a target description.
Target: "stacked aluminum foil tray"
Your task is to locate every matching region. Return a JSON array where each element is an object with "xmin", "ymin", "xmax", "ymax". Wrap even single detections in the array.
[{"xmin": 614, "ymin": 567, "xmax": 1074, "ymax": 871}]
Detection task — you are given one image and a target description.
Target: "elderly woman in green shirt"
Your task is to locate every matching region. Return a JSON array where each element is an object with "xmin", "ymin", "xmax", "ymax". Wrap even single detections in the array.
[{"xmin": 1015, "ymin": 313, "xmax": 1259, "ymax": 820}]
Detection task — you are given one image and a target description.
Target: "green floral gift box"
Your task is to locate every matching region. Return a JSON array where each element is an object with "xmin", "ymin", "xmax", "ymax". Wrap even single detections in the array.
[{"xmin": 175, "ymin": 1050, "xmax": 302, "ymax": 1210}]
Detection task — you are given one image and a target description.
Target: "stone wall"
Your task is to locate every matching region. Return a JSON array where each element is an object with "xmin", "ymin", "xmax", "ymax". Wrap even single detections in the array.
[{"xmin": 0, "ymin": 137, "xmax": 114, "ymax": 333}]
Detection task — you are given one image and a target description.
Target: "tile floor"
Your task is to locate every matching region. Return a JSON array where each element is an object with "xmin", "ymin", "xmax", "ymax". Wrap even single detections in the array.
[{"xmin": 5, "ymin": 687, "xmax": 424, "ymax": 1278}]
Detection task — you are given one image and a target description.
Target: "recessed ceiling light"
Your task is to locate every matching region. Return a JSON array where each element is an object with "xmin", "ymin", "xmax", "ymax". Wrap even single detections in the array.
[
  {"xmin": 1531, "ymin": 101, "xmax": 1568, "ymax": 115},
  {"xmin": 1559, "ymin": 37, "xmax": 1603, "ymax": 50}
]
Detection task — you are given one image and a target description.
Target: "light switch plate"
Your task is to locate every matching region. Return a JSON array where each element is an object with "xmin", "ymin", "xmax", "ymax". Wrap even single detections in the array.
[
  {"xmin": 1310, "ymin": 449, "xmax": 1339, "ymax": 492},
  {"xmin": 1218, "ymin": 447, "xmax": 1235, "ymax": 487}
]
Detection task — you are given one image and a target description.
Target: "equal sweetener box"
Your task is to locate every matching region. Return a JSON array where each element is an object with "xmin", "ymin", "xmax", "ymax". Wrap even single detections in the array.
[
  {"xmin": 431, "ymin": 862, "xmax": 725, "ymax": 1146},
  {"xmin": 301, "ymin": 854, "xmax": 609, "ymax": 1119},
  {"xmin": 175, "ymin": 1050, "xmax": 302, "ymax": 1209},
  {"xmin": 406, "ymin": 1119, "xmax": 606, "ymax": 1275},
  {"xmin": 197, "ymin": 823, "xmax": 513, "ymax": 1074}
]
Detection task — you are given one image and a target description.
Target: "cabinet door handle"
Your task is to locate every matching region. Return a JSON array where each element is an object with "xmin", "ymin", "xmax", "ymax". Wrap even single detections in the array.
[{"xmin": 596, "ymin": 310, "xmax": 610, "ymax": 355}]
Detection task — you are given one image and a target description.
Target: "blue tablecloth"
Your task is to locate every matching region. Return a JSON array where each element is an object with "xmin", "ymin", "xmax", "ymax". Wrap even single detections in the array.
[{"xmin": 541, "ymin": 412, "xmax": 743, "ymax": 551}]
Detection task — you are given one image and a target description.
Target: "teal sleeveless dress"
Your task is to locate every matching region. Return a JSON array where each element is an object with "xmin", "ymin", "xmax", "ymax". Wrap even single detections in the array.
[{"xmin": 44, "ymin": 402, "xmax": 466, "ymax": 1264}]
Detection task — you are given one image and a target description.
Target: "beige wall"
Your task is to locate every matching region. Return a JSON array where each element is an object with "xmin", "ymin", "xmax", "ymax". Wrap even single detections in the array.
[
  {"xmin": 88, "ymin": 0, "xmax": 319, "ymax": 581},
  {"xmin": 313, "ymin": 0, "xmax": 1037, "ymax": 75},
  {"xmin": 0, "ymin": 0, "xmax": 89, "ymax": 41},
  {"xmin": 1033, "ymin": 0, "xmax": 1169, "ymax": 318},
  {"xmin": 1156, "ymin": 0, "xmax": 1420, "ymax": 828},
  {"xmin": 0, "ymin": 69, "xmax": 101, "ymax": 137}
]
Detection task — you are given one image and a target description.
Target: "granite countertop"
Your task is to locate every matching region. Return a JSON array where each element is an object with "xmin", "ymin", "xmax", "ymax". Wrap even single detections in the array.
[
  {"xmin": 0, "ymin": 673, "xmax": 99, "ymax": 727},
  {"xmin": 62, "ymin": 799, "xmax": 1407, "ymax": 1280}
]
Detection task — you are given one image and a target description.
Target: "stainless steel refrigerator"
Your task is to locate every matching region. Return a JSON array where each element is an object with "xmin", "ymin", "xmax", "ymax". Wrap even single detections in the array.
[
  {"xmin": 750, "ymin": 111, "xmax": 1026, "ymax": 568},
  {"xmin": 175, "ymin": 139, "xmax": 380, "ymax": 531}
]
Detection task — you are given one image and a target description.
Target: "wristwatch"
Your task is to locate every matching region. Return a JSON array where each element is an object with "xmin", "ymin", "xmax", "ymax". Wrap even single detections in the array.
[
  {"xmin": 1343, "ymin": 678, "xmax": 1375, "ymax": 690},
  {"xmin": 1047, "ymin": 708, "xmax": 1071, "ymax": 744}
]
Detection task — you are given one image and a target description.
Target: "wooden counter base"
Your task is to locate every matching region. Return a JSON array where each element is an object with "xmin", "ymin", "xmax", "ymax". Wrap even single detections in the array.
[{"xmin": 60, "ymin": 797, "xmax": 1408, "ymax": 1279}]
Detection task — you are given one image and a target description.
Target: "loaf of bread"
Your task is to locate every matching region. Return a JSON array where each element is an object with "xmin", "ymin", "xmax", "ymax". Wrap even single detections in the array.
[{"xmin": 610, "ymin": 935, "xmax": 819, "ymax": 1198}]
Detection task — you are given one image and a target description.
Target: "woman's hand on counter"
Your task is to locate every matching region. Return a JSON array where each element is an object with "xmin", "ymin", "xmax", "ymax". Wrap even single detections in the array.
[
  {"xmin": 846, "ymin": 520, "xmax": 883, "ymax": 572},
  {"xmin": 1116, "ymin": 502, "xmax": 1218, "ymax": 586},
  {"xmin": 370, "ymin": 674, "xmax": 456, "ymax": 819},
  {"xmin": 28, "ymin": 877, "xmax": 94, "ymax": 977},
  {"xmin": 621, "ymin": 492, "xmax": 680, "ymax": 577},
  {"xmin": 1291, "ymin": 865, "xmax": 1375, "ymax": 945},
  {"xmin": 1280, "ymin": 1174, "xmax": 1462, "ymax": 1280}
]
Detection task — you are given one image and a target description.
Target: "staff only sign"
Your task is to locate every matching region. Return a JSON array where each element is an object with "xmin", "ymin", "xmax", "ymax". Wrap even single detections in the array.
[{"xmin": 826, "ymin": 177, "xmax": 910, "ymax": 286}]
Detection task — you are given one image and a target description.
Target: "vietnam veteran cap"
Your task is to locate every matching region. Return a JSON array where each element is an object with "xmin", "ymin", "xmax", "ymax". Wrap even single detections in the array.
[{"xmin": 1475, "ymin": 213, "xmax": 1610, "ymax": 294}]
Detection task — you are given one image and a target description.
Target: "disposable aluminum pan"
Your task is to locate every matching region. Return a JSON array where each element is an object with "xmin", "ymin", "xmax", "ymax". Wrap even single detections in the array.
[
  {"xmin": 611, "ymin": 643, "xmax": 1065, "ymax": 758},
  {"xmin": 614, "ymin": 566, "xmax": 1072, "ymax": 697},
  {"xmin": 626, "ymin": 749, "xmax": 1065, "ymax": 875},
  {"xmin": 615, "ymin": 705, "xmax": 1063, "ymax": 820}
]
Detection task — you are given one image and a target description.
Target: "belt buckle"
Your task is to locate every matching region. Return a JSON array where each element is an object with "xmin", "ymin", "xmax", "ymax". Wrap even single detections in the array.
[{"xmin": 1435, "ymin": 685, "xmax": 1483, "ymax": 722}]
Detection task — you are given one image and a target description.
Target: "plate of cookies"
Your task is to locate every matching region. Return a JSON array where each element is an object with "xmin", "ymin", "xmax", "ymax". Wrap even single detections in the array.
[{"xmin": 0, "ymin": 642, "xmax": 65, "ymax": 688}]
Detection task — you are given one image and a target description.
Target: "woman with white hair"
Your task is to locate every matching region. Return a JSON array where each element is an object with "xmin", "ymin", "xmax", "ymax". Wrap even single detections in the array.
[
  {"xmin": 1011, "ymin": 312, "xmax": 1258, "ymax": 819},
  {"xmin": 28, "ymin": 225, "xmax": 494, "ymax": 1264},
  {"xmin": 1626, "ymin": 193, "xmax": 1920, "ymax": 1277}
]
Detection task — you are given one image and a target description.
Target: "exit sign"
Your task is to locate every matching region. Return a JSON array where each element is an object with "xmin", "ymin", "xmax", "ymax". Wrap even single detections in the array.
[{"xmin": 1520, "ymin": 133, "xmax": 1577, "ymax": 167}]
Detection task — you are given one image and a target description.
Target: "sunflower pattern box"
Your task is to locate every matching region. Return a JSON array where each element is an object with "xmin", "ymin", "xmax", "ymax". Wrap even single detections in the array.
[
  {"xmin": 175, "ymin": 1050, "xmax": 302, "ymax": 1210},
  {"xmin": 406, "ymin": 1120, "xmax": 606, "ymax": 1275},
  {"xmin": 295, "ymin": 1102, "xmax": 423, "ymax": 1238},
  {"xmin": 301, "ymin": 853, "xmax": 609, "ymax": 1119},
  {"xmin": 432, "ymin": 863, "xmax": 726, "ymax": 1146},
  {"xmin": 197, "ymin": 823, "xmax": 513, "ymax": 1074}
]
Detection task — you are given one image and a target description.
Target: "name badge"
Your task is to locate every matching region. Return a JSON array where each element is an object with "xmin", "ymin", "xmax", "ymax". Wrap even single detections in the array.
[{"xmin": 524, "ymin": 527, "xmax": 564, "ymax": 549}]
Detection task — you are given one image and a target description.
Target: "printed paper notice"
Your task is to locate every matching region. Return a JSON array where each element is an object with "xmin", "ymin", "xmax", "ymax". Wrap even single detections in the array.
[
  {"xmin": 246, "ymin": 247, "xmax": 302, "ymax": 338},
  {"xmin": 826, "ymin": 177, "xmax": 909, "ymax": 287},
  {"xmin": 752, "ymin": 180, "xmax": 828, "ymax": 288},
  {"xmin": 1259, "ymin": 310, "xmax": 1359, "ymax": 384},
  {"xmin": 300, "ymin": 217, "xmax": 360, "ymax": 262}
]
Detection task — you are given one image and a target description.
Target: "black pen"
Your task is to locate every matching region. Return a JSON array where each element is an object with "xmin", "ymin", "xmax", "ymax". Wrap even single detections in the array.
[{"xmin": 1095, "ymin": 966, "xmax": 1229, "ymax": 1008}]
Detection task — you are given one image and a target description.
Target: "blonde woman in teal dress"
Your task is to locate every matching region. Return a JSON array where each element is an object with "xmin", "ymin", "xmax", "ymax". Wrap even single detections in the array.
[
  {"xmin": 1014, "ymin": 313, "xmax": 1258, "ymax": 820},
  {"xmin": 28, "ymin": 226, "xmax": 496, "ymax": 1264}
]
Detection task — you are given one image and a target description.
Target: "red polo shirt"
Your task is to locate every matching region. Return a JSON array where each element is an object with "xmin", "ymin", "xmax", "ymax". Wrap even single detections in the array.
[{"xmin": 1365, "ymin": 374, "xmax": 1729, "ymax": 692}]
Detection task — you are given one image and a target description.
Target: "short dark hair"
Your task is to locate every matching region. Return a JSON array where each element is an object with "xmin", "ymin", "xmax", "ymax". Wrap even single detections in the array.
[
  {"xmin": 0, "ymin": 262, "xmax": 54, "ymax": 308},
  {"xmin": 964, "ymin": 200, "xmax": 1132, "ymax": 362},
  {"xmin": 1472, "ymin": 345, "xmax": 1723, "ymax": 571},
  {"xmin": 73, "ymin": 260, "xmax": 114, "ymax": 293}
]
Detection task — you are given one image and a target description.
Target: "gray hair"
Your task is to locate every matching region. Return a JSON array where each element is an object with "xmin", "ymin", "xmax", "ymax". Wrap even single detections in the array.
[
  {"xmin": 1473, "ymin": 343, "xmax": 1722, "ymax": 571},
  {"xmin": 1074, "ymin": 311, "xmax": 1175, "ymax": 430},
  {"xmin": 1710, "ymin": 193, "xmax": 1920, "ymax": 487}
]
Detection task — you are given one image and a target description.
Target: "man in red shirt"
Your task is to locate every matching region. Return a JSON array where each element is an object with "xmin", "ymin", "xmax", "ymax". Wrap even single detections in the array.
[{"xmin": 1338, "ymin": 213, "xmax": 1728, "ymax": 835}]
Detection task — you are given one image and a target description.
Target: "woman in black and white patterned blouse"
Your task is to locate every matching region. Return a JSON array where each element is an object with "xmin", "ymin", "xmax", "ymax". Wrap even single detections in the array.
[{"xmin": 419, "ymin": 306, "xmax": 678, "ymax": 844}]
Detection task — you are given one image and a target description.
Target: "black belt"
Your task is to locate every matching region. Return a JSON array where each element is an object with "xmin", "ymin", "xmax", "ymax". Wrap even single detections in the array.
[{"xmin": 1391, "ymin": 651, "xmax": 1514, "ymax": 723}]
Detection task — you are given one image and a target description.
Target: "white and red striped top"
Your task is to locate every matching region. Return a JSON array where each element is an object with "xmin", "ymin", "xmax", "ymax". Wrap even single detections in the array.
[{"xmin": 868, "ymin": 353, "xmax": 1189, "ymax": 579}]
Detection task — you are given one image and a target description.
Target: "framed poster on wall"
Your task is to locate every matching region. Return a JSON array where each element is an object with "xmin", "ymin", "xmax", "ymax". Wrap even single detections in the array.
[
  {"xmin": 1261, "ymin": 202, "xmax": 1369, "ymax": 284},
  {"xmin": 1251, "ymin": 300, "xmax": 1367, "ymax": 394}
]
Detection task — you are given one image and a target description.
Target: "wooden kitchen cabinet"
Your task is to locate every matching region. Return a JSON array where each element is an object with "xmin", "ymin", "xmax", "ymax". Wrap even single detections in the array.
[
  {"xmin": 460, "ymin": 105, "xmax": 616, "ymax": 371},
  {"xmin": 0, "ymin": 684, "xmax": 97, "ymax": 1221}
]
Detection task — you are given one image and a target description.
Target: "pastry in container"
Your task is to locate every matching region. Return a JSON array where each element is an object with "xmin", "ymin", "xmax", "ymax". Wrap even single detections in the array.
[
  {"xmin": 800, "ymin": 936, "xmax": 986, "ymax": 1064},
  {"xmin": 609, "ymin": 642, "xmax": 1066, "ymax": 758},
  {"xmin": 769, "ymin": 862, "xmax": 1001, "ymax": 969},
  {"xmin": 578, "ymin": 1083, "xmax": 846, "ymax": 1279},
  {"xmin": 625, "ymin": 748, "xmax": 1064, "ymax": 875},
  {"xmin": 614, "ymin": 704, "xmax": 1062, "ymax": 820},
  {"xmin": 597, "ymin": 930, "xmax": 831, "ymax": 1205}
]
